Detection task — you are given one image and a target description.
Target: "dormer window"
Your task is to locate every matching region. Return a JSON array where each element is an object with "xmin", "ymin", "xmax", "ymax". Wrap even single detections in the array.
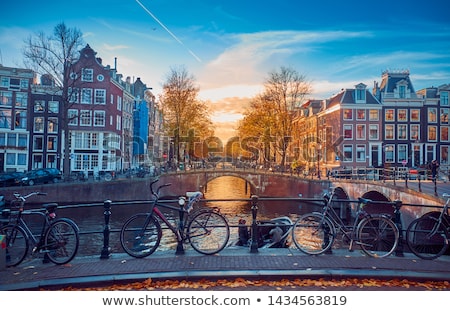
[
  {"xmin": 355, "ymin": 83, "xmax": 366, "ymax": 103},
  {"xmin": 395, "ymin": 80, "xmax": 409, "ymax": 99}
]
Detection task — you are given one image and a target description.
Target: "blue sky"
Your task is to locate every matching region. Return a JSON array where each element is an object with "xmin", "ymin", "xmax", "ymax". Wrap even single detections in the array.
[{"xmin": 1, "ymin": 0, "xmax": 450, "ymax": 139}]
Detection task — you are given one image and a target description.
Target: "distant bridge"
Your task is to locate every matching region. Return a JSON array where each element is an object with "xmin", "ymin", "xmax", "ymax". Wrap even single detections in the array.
[{"xmin": 0, "ymin": 168, "xmax": 446, "ymax": 210}]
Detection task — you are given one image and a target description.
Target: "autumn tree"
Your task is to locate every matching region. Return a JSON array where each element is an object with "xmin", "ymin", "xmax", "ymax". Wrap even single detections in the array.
[
  {"xmin": 23, "ymin": 22, "xmax": 84, "ymax": 178},
  {"xmin": 159, "ymin": 66, "xmax": 213, "ymax": 163},
  {"xmin": 238, "ymin": 66, "xmax": 311, "ymax": 168}
]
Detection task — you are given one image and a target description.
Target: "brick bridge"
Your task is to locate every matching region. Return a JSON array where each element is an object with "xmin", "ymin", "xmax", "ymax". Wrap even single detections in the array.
[{"xmin": 0, "ymin": 169, "xmax": 442, "ymax": 211}]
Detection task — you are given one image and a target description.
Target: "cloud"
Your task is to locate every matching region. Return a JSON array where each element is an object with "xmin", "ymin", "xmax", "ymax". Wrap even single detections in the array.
[{"xmin": 102, "ymin": 44, "xmax": 129, "ymax": 51}]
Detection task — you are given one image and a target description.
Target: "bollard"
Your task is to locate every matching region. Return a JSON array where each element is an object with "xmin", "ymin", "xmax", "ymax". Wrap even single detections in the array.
[
  {"xmin": 393, "ymin": 200, "xmax": 404, "ymax": 257},
  {"xmin": 175, "ymin": 197, "xmax": 185, "ymax": 255},
  {"xmin": 100, "ymin": 200, "xmax": 112, "ymax": 259},
  {"xmin": 250, "ymin": 195, "xmax": 259, "ymax": 253}
]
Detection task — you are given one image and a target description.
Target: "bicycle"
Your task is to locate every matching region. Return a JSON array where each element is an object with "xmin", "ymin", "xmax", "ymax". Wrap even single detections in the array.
[
  {"xmin": 120, "ymin": 179, "xmax": 230, "ymax": 257},
  {"xmin": 406, "ymin": 193, "xmax": 450, "ymax": 260},
  {"xmin": 0, "ymin": 191, "xmax": 80, "ymax": 267},
  {"xmin": 292, "ymin": 188, "xmax": 399, "ymax": 257}
]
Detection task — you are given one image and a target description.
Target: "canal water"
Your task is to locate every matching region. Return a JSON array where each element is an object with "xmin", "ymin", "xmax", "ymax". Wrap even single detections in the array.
[{"xmin": 46, "ymin": 176, "xmax": 322, "ymax": 257}]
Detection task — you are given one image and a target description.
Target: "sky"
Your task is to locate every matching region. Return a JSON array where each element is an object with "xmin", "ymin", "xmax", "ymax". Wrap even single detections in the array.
[{"xmin": 1, "ymin": 0, "xmax": 450, "ymax": 141}]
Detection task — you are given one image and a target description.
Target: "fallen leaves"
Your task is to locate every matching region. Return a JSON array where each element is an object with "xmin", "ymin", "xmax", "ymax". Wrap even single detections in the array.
[{"xmin": 59, "ymin": 277, "xmax": 450, "ymax": 291}]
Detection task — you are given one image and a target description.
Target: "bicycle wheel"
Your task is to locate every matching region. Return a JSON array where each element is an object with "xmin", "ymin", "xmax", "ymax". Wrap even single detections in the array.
[
  {"xmin": 357, "ymin": 215, "xmax": 399, "ymax": 258},
  {"xmin": 0, "ymin": 224, "xmax": 29, "ymax": 267},
  {"xmin": 44, "ymin": 219, "xmax": 79, "ymax": 265},
  {"xmin": 406, "ymin": 216, "xmax": 449, "ymax": 260},
  {"xmin": 120, "ymin": 213, "xmax": 162, "ymax": 258},
  {"xmin": 292, "ymin": 213, "xmax": 335, "ymax": 255},
  {"xmin": 187, "ymin": 209, "xmax": 230, "ymax": 255}
]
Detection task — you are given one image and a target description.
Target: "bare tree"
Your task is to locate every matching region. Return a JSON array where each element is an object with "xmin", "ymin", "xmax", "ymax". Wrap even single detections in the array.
[
  {"xmin": 23, "ymin": 22, "xmax": 84, "ymax": 178},
  {"xmin": 238, "ymin": 66, "xmax": 311, "ymax": 168},
  {"xmin": 159, "ymin": 66, "xmax": 213, "ymax": 163}
]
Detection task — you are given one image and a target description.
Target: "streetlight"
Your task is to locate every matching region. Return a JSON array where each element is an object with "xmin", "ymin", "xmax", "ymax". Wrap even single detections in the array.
[{"xmin": 317, "ymin": 143, "xmax": 322, "ymax": 179}]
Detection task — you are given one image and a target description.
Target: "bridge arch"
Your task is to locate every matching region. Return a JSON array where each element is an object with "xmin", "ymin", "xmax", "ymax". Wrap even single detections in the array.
[
  {"xmin": 361, "ymin": 190, "xmax": 394, "ymax": 216},
  {"xmin": 203, "ymin": 173, "xmax": 258, "ymax": 195}
]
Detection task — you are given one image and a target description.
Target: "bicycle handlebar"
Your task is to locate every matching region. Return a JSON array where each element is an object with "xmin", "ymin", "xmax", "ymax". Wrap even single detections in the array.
[{"xmin": 13, "ymin": 191, "xmax": 47, "ymax": 201}]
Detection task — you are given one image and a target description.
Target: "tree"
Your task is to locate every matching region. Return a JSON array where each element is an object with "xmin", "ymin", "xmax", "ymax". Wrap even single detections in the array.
[
  {"xmin": 238, "ymin": 66, "xmax": 311, "ymax": 168},
  {"xmin": 159, "ymin": 66, "xmax": 213, "ymax": 163},
  {"xmin": 23, "ymin": 22, "xmax": 84, "ymax": 178}
]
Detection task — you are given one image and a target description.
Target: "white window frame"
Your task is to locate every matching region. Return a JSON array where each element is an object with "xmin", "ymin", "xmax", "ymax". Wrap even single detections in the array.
[
  {"xmin": 94, "ymin": 89, "xmax": 106, "ymax": 105},
  {"xmin": 81, "ymin": 68, "xmax": 94, "ymax": 82}
]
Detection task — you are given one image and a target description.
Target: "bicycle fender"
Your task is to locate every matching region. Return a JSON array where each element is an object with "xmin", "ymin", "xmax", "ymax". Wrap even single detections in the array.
[{"xmin": 57, "ymin": 217, "xmax": 80, "ymax": 232}]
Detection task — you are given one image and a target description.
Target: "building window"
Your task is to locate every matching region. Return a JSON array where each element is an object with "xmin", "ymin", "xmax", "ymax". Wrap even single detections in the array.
[
  {"xmin": 81, "ymin": 88, "xmax": 92, "ymax": 104},
  {"xmin": 398, "ymin": 124, "xmax": 407, "ymax": 140},
  {"xmin": 68, "ymin": 87, "xmax": 80, "ymax": 103},
  {"xmin": 440, "ymin": 108, "xmax": 449, "ymax": 124},
  {"xmin": 385, "ymin": 145, "xmax": 394, "ymax": 163},
  {"xmin": 428, "ymin": 126, "xmax": 437, "ymax": 141},
  {"xmin": 33, "ymin": 117, "xmax": 44, "ymax": 132},
  {"xmin": 6, "ymin": 153, "xmax": 15, "ymax": 165},
  {"xmin": 441, "ymin": 146, "xmax": 449, "ymax": 164},
  {"xmin": 428, "ymin": 108, "xmax": 437, "ymax": 123},
  {"xmin": 80, "ymin": 110, "xmax": 92, "ymax": 126},
  {"xmin": 48, "ymin": 117, "xmax": 58, "ymax": 133},
  {"xmin": 369, "ymin": 109, "xmax": 379, "ymax": 121},
  {"xmin": 410, "ymin": 124, "xmax": 420, "ymax": 140},
  {"xmin": 94, "ymin": 110, "xmax": 105, "ymax": 127},
  {"xmin": 410, "ymin": 109, "xmax": 420, "ymax": 121},
  {"xmin": 343, "ymin": 145, "xmax": 353, "ymax": 162},
  {"xmin": 385, "ymin": 109, "xmax": 395, "ymax": 121},
  {"xmin": 398, "ymin": 144, "xmax": 407, "ymax": 163},
  {"xmin": 399, "ymin": 85, "xmax": 406, "ymax": 98},
  {"xmin": 33, "ymin": 136, "xmax": 44, "ymax": 151},
  {"xmin": 68, "ymin": 109, "xmax": 78, "ymax": 125},
  {"xmin": 356, "ymin": 89, "xmax": 365, "ymax": 102},
  {"xmin": 81, "ymin": 68, "xmax": 93, "ymax": 82},
  {"xmin": 398, "ymin": 109, "xmax": 407, "ymax": 122},
  {"xmin": 343, "ymin": 124, "xmax": 353, "ymax": 139},
  {"xmin": 94, "ymin": 89, "xmax": 106, "ymax": 104},
  {"xmin": 385, "ymin": 124, "xmax": 394, "ymax": 140},
  {"xmin": 117, "ymin": 96, "xmax": 122, "ymax": 111},
  {"xmin": 441, "ymin": 126, "xmax": 449, "ymax": 142},
  {"xmin": 441, "ymin": 91, "xmax": 449, "ymax": 106},
  {"xmin": 18, "ymin": 134, "xmax": 27, "ymax": 147},
  {"xmin": 356, "ymin": 124, "xmax": 366, "ymax": 140},
  {"xmin": 356, "ymin": 145, "xmax": 366, "ymax": 162},
  {"xmin": 15, "ymin": 92, "xmax": 27, "ymax": 108},
  {"xmin": 369, "ymin": 124, "xmax": 379, "ymax": 140},
  {"xmin": 48, "ymin": 101, "xmax": 59, "ymax": 113},
  {"xmin": 34, "ymin": 100, "xmax": 45, "ymax": 112},
  {"xmin": 356, "ymin": 109, "xmax": 365, "ymax": 120},
  {"xmin": 32, "ymin": 154, "xmax": 43, "ymax": 169},
  {"xmin": 18, "ymin": 153, "xmax": 26, "ymax": 166},
  {"xmin": 14, "ymin": 111, "xmax": 27, "ymax": 129},
  {"xmin": 343, "ymin": 109, "xmax": 353, "ymax": 120},
  {"xmin": 47, "ymin": 136, "xmax": 58, "ymax": 151},
  {"xmin": 0, "ymin": 91, "xmax": 12, "ymax": 106},
  {"xmin": 7, "ymin": 133, "xmax": 16, "ymax": 146}
]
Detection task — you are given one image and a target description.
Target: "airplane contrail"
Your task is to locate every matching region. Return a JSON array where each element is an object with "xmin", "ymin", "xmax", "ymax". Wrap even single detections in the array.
[{"xmin": 135, "ymin": 0, "xmax": 202, "ymax": 63}]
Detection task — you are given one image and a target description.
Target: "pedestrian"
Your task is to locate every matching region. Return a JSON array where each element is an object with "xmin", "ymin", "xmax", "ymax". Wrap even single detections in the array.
[{"xmin": 430, "ymin": 159, "xmax": 440, "ymax": 179}]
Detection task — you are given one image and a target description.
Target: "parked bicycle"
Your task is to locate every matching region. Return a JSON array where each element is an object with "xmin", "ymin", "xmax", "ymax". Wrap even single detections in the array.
[
  {"xmin": 406, "ymin": 193, "xmax": 450, "ymax": 260},
  {"xmin": 292, "ymin": 188, "xmax": 399, "ymax": 257},
  {"xmin": 120, "ymin": 179, "xmax": 230, "ymax": 257},
  {"xmin": 0, "ymin": 191, "xmax": 79, "ymax": 267}
]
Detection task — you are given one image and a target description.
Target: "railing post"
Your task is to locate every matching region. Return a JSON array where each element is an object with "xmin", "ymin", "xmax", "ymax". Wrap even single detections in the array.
[
  {"xmin": 434, "ymin": 177, "xmax": 438, "ymax": 196},
  {"xmin": 100, "ymin": 199, "xmax": 112, "ymax": 259},
  {"xmin": 393, "ymin": 200, "xmax": 404, "ymax": 257},
  {"xmin": 250, "ymin": 195, "xmax": 259, "ymax": 253},
  {"xmin": 418, "ymin": 174, "xmax": 422, "ymax": 192}
]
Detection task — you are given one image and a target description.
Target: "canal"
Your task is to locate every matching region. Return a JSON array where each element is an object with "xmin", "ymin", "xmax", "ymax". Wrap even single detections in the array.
[{"xmin": 40, "ymin": 176, "xmax": 322, "ymax": 257}]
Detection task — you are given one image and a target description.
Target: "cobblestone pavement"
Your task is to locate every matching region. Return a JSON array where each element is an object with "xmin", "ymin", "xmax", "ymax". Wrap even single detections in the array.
[{"xmin": 1, "ymin": 247, "xmax": 449, "ymax": 291}]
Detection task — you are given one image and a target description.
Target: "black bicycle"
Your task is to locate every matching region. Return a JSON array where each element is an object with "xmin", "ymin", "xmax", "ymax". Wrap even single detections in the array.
[
  {"xmin": 0, "ymin": 191, "xmax": 79, "ymax": 267},
  {"xmin": 120, "ymin": 179, "xmax": 230, "ymax": 257},
  {"xmin": 406, "ymin": 193, "xmax": 450, "ymax": 260}
]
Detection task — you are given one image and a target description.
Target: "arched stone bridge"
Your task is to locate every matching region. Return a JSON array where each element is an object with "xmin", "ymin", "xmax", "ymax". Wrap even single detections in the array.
[{"xmin": 1, "ymin": 169, "xmax": 442, "ymax": 212}]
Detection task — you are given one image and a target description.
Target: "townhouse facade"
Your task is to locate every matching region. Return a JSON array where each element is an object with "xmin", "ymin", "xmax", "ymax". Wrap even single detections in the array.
[
  {"xmin": 293, "ymin": 70, "xmax": 450, "ymax": 176},
  {"xmin": 0, "ymin": 65, "xmax": 34, "ymax": 173},
  {"xmin": 0, "ymin": 44, "xmax": 163, "ymax": 175}
]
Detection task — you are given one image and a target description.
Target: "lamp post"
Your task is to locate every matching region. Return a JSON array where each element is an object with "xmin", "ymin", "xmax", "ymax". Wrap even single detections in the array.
[{"xmin": 317, "ymin": 144, "xmax": 322, "ymax": 179}]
